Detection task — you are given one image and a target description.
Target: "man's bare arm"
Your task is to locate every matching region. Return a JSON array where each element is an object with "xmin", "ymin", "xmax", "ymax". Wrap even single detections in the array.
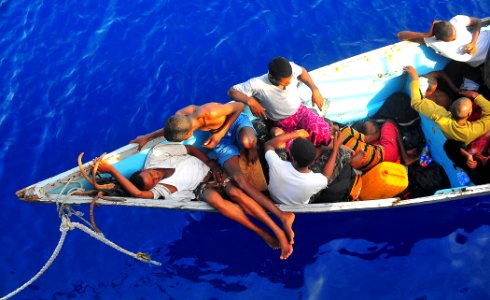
[
  {"xmin": 264, "ymin": 129, "xmax": 309, "ymax": 151},
  {"xmin": 185, "ymin": 145, "xmax": 223, "ymax": 182},
  {"xmin": 397, "ymin": 20, "xmax": 441, "ymax": 44},
  {"xmin": 298, "ymin": 67, "xmax": 324, "ymax": 110},
  {"xmin": 228, "ymin": 88, "xmax": 267, "ymax": 119},
  {"xmin": 200, "ymin": 102, "xmax": 245, "ymax": 148},
  {"xmin": 322, "ymin": 132, "xmax": 341, "ymax": 181},
  {"xmin": 98, "ymin": 161, "xmax": 155, "ymax": 198},
  {"xmin": 130, "ymin": 128, "xmax": 165, "ymax": 151}
]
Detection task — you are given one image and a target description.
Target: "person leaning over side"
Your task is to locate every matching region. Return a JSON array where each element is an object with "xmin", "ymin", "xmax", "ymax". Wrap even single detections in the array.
[
  {"xmin": 398, "ymin": 15, "xmax": 489, "ymax": 90},
  {"xmin": 397, "ymin": 15, "xmax": 487, "ymax": 65}
]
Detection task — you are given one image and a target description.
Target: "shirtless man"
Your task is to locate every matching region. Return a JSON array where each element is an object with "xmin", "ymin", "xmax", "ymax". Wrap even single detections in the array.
[
  {"xmin": 131, "ymin": 101, "xmax": 296, "ymax": 246},
  {"xmin": 97, "ymin": 143, "xmax": 293, "ymax": 259},
  {"xmin": 419, "ymin": 70, "xmax": 460, "ymax": 109}
]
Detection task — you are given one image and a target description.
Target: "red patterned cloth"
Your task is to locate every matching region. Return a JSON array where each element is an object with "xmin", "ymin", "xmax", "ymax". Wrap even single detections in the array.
[
  {"xmin": 467, "ymin": 131, "xmax": 490, "ymax": 156},
  {"xmin": 276, "ymin": 104, "xmax": 331, "ymax": 147}
]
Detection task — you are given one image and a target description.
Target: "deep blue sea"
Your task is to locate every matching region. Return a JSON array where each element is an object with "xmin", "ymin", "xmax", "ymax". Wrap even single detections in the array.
[{"xmin": 2, "ymin": 1, "xmax": 490, "ymax": 299}]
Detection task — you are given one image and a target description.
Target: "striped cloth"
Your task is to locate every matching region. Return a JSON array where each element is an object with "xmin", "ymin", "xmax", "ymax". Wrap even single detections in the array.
[{"xmin": 340, "ymin": 126, "xmax": 384, "ymax": 172}]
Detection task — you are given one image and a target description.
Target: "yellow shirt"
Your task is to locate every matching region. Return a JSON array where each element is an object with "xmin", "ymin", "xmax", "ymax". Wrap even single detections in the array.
[{"xmin": 410, "ymin": 80, "xmax": 490, "ymax": 146}]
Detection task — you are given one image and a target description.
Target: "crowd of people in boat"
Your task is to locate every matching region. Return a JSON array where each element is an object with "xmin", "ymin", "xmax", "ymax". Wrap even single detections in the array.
[{"xmin": 98, "ymin": 14, "xmax": 490, "ymax": 260}]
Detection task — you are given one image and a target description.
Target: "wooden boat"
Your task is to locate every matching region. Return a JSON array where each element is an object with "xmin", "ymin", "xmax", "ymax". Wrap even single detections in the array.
[{"xmin": 16, "ymin": 18, "xmax": 490, "ymax": 213}]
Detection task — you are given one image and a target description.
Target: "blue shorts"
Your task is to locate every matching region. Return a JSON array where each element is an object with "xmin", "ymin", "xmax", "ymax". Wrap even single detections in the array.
[{"xmin": 204, "ymin": 113, "xmax": 255, "ymax": 166}]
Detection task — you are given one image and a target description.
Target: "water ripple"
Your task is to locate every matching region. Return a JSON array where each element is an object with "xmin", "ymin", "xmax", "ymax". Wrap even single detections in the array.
[{"xmin": 1, "ymin": 0, "xmax": 488, "ymax": 299}]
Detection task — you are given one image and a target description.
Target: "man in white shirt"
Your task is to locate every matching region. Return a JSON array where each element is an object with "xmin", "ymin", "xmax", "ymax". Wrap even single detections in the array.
[
  {"xmin": 98, "ymin": 143, "xmax": 293, "ymax": 260},
  {"xmin": 398, "ymin": 15, "xmax": 489, "ymax": 67},
  {"xmin": 228, "ymin": 56, "xmax": 332, "ymax": 147},
  {"xmin": 264, "ymin": 129, "xmax": 342, "ymax": 205},
  {"xmin": 398, "ymin": 15, "xmax": 490, "ymax": 91}
]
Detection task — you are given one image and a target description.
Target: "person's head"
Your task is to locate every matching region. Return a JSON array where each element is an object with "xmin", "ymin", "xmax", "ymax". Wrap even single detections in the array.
[
  {"xmin": 362, "ymin": 119, "xmax": 380, "ymax": 143},
  {"xmin": 289, "ymin": 137, "xmax": 316, "ymax": 169},
  {"xmin": 268, "ymin": 56, "xmax": 293, "ymax": 87},
  {"xmin": 163, "ymin": 115, "xmax": 193, "ymax": 142},
  {"xmin": 419, "ymin": 75, "xmax": 438, "ymax": 96},
  {"xmin": 433, "ymin": 21, "xmax": 456, "ymax": 42},
  {"xmin": 130, "ymin": 169, "xmax": 163, "ymax": 191},
  {"xmin": 450, "ymin": 97, "xmax": 472, "ymax": 121}
]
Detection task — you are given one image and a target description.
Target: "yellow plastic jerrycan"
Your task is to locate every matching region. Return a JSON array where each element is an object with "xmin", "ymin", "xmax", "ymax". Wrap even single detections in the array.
[{"xmin": 359, "ymin": 161, "xmax": 408, "ymax": 200}]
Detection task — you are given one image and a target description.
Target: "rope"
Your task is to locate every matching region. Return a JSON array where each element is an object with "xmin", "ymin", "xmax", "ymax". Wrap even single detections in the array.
[
  {"xmin": 68, "ymin": 219, "xmax": 162, "ymax": 266},
  {"xmin": 0, "ymin": 217, "xmax": 70, "ymax": 300},
  {"xmin": 2, "ymin": 175, "xmax": 162, "ymax": 299},
  {"xmin": 1, "ymin": 214, "xmax": 162, "ymax": 299}
]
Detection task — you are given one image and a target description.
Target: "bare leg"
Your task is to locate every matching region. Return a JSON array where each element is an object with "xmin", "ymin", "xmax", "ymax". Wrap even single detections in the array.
[
  {"xmin": 203, "ymin": 188, "xmax": 281, "ymax": 252},
  {"xmin": 239, "ymin": 126, "xmax": 259, "ymax": 164},
  {"xmin": 224, "ymin": 183, "xmax": 293, "ymax": 260},
  {"xmin": 224, "ymin": 156, "xmax": 295, "ymax": 244}
]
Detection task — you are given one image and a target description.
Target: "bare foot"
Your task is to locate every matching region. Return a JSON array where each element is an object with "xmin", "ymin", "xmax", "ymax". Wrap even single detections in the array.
[
  {"xmin": 259, "ymin": 232, "xmax": 280, "ymax": 250},
  {"xmin": 277, "ymin": 231, "xmax": 294, "ymax": 260},
  {"xmin": 350, "ymin": 150, "xmax": 367, "ymax": 169},
  {"xmin": 281, "ymin": 212, "xmax": 295, "ymax": 244}
]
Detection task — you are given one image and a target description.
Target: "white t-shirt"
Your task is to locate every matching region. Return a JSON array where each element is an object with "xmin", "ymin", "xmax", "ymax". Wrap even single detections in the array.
[
  {"xmin": 265, "ymin": 150, "xmax": 328, "ymax": 205},
  {"xmin": 232, "ymin": 62, "xmax": 304, "ymax": 121},
  {"xmin": 424, "ymin": 15, "xmax": 490, "ymax": 67},
  {"xmin": 145, "ymin": 143, "xmax": 210, "ymax": 200}
]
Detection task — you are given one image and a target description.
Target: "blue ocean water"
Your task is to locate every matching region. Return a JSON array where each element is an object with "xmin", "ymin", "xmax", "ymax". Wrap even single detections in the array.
[{"xmin": 1, "ymin": 0, "xmax": 490, "ymax": 299}]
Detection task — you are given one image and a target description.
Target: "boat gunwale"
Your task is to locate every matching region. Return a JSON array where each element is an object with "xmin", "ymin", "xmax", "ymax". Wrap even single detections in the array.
[{"xmin": 21, "ymin": 183, "xmax": 490, "ymax": 213}]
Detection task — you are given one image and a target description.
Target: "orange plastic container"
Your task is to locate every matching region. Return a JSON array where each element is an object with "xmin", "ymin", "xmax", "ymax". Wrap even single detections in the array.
[{"xmin": 359, "ymin": 162, "xmax": 408, "ymax": 200}]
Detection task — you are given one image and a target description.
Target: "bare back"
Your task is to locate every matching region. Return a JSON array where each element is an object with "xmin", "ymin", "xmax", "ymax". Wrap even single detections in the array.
[
  {"xmin": 177, "ymin": 102, "xmax": 243, "ymax": 133},
  {"xmin": 427, "ymin": 90, "xmax": 451, "ymax": 109}
]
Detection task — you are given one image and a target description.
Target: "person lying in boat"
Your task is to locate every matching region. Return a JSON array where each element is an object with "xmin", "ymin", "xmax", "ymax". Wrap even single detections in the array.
[
  {"xmin": 419, "ymin": 69, "xmax": 461, "ymax": 109},
  {"xmin": 397, "ymin": 15, "xmax": 489, "ymax": 91},
  {"xmin": 335, "ymin": 119, "xmax": 418, "ymax": 173},
  {"xmin": 130, "ymin": 101, "xmax": 295, "ymax": 245},
  {"xmin": 97, "ymin": 143, "xmax": 293, "ymax": 260},
  {"xmin": 227, "ymin": 56, "xmax": 331, "ymax": 148},
  {"xmin": 263, "ymin": 129, "xmax": 342, "ymax": 205},
  {"xmin": 404, "ymin": 65, "xmax": 490, "ymax": 146}
]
